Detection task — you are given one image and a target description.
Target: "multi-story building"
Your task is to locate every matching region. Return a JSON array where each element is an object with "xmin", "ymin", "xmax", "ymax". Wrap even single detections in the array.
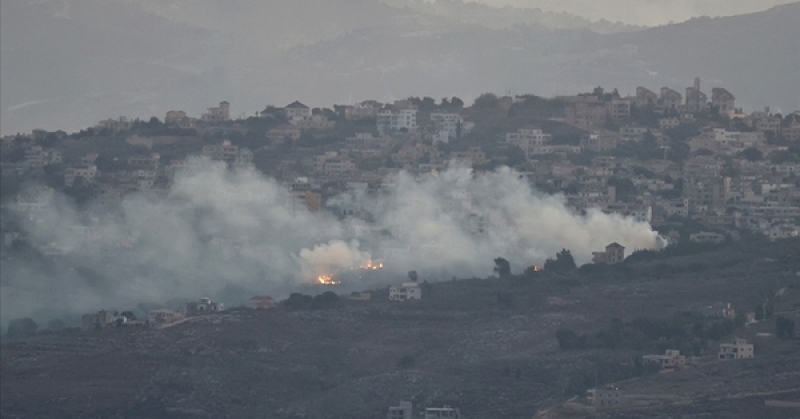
[
  {"xmin": 64, "ymin": 165, "xmax": 98, "ymax": 187},
  {"xmin": 592, "ymin": 242, "xmax": 625, "ymax": 264},
  {"xmin": 506, "ymin": 127, "xmax": 551, "ymax": 157},
  {"xmin": 608, "ymin": 98, "xmax": 632, "ymax": 121},
  {"xmin": 685, "ymin": 78, "xmax": 707, "ymax": 113},
  {"xmin": 201, "ymin": 101, "xmax": 230, "ymax": 122},
  {"xmin": 711, "ymin": 87, "xmax": 736, "ymax": 115},
  {"xmin": 388, "ymin": 401, "xmax": 413, "ymax": 419},
  {"xmin": 582, "ymin": 132, "xmax": 621, "ymax": 152},
  {"xmin": 658, "ymin": 87, "xmax": 682, "ymax": 110},
  {"xmin": 643, "ymin": 349, "xmax": 687, "ymax": 370},
  {"xmin": 719, "ymin": 338, "xmax": 754, "ymax": 360},
  {"xmin": 635, "ymin": 86, "xmax": 658, "ymax": 107},
  {"xmin": 389, "ymin": 282, "xmax": 422, "ymax": 301},
  {"xmin": 128, "ymin": 153, "xmax": 160, "ymax": 170},
  {"xmin": 95, "ymin": 117, "xmax": 134, "ymax": 132},
  {"xmin": 588, "ymin": 387, "xmax": 628, "ymax": 410},
  {"xmin": 429, "ymin": 112, "xmax": 472, "ymax": 142},
  {"xmin": 565, "ymin": 102, "xmax": 607, "ymax": 130},
  {"xmin": 344, "ymin": 100, "xmax": 381, "ymax": 120},
  {"xmin": 284, "ymin": 101, "xmax": 311, "ymax": 121},
  {"xmin": 377, "ymin": 109, "xmax": 417, "ymax": 134}
]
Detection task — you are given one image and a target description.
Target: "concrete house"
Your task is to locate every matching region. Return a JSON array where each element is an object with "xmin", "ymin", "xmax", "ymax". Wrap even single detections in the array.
[
  {"xmin": 388, "ymin": 401, "xmax": 413, "ymax": 419},
  {"xmin": 251, "ymin": 295, "xmax": 278, "ymax": 309},
  {"xmin": 719, "ymin": 338, "xmax": 754, "ymax": 360},
  {"xmin": 643, "ymin": 349, "xmax": 687, "ymax": 370},
  {"xmin": 711, "ymin": 87, "xmax": 736, "ymax": 115},
  {"xmin": 82, "ymin": 310, "xmax": 116, "ymax": 329},
  {"xmin": 424, "ymin": 406, "xmax": 460, "ymax": 419},
  {"xmin": 186, "ymin": 297, "xmax": 224, "ymax": 314},
  {"xmin": 201, "ymin": 101, "xmax": 230, "ymax": 122},
  {"xmin": 148, "ymin": 309, "xmax": 184, "ymax": 325},
  {"xmin": 389, "ymin": 282, "xmax": 421, "ymax": 301},
  {"xmin": 685, "ymin": 78, "xmax": 707, "ymax": 113},
  {"xmin": 635, "ymin": 86, "xmax": 658, "ymax": 107},
  {"xmin": 592, "ymin": 242, "xmax": 625, "ymax": 264},
  {"xmin": 659, "ymin": 87, "xmax": 682, "ymax": 109},
  {"xmin": 284, "ymin": 101, "xmax": 311, "ymax": 122}
]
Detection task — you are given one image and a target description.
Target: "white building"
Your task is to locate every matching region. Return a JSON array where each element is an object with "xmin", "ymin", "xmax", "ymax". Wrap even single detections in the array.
[
  {"xmin": 430, "ymin": 112, "xmax": 473, "ymax": 142},
  {"xmin": 389, "ymin": 282, "xmax": 421, "ymax": 301},
  {"xmin": 588, "ymin": 387, "xmax": 627, "ymax": 410},
  {"xmin": 506, "ymin": 127, "xmax": 551, "ymax": 158},
  {"xmin": 377, "ymin": 109, "xmax": 417, "ymax": 134},
  {"xmin": 719, "ymin": 338, "xmax": 754, "ymax": 360},
  {"xmin": 643, "ymin": 349, "xmax": 686, "ymax": 369},
  {"xmin": 201, "ymin": 101, "xmax": 230, "ymax": 122},
  {"xmin": 284, "ymin": 101, "xmax": 311, "ymax": 122},
  {"xmin": 388, "ymin": 401, "xmax": 413, "ymax": 419},
  {"xmin": 424, "ymin": 406, "xmax": 460, "ymax": 419}
]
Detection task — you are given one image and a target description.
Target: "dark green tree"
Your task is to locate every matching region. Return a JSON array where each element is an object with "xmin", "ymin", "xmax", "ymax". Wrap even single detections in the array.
[
  {"xmin": 776, "ymin": 316, "xmax": 795, "ymax": 339},
  {"xmin": 47, "ymin": 319, "xmax": 65, "ymax": 331},
  {"xmin": 493, "ymin": 257, "xmax": 511, "ymax": 278},
  {"xmin": 544, "ymin": 249, "xmax": 577, "ymax": 273},
  {"xmin": 7, "ymin": 318, "xmax": 38, "ymax": 338},
  {"xmin": 474, "ymin": 93, "xmax": 499, "ymax": 108},
  {"xmin": 739, "ymin": 147, "xmax": 763, "ymax": 162},
  {"xmin": 408, "ymin": 270, "xmax": 418, "ymax": 282}
]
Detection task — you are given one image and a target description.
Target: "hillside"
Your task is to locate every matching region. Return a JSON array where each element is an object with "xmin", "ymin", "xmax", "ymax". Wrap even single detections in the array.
[{"xmin": 2, "ymin": 242, "xmax": 799, "ymax": 418}]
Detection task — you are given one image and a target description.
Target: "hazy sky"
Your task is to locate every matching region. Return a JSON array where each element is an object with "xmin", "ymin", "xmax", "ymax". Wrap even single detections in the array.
[{"xmin": 472, "ymin": 0, "xmax": 797, "ymax": 26}]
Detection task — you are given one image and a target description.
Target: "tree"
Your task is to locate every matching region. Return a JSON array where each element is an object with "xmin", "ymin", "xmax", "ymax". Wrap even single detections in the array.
[
  {"xmin": 47, "ymin": 319, "xmax": 65, "ymax": 331},
  {"xmin": 544, "ymin": 249, "xmax": 577, "ymax": 273},
  {"xmin": 494, "ymin": 257, "xmax": 511, "ymax": 278},
  {"xmin": 739, "ymin": 147, "xmax": 763, "ymax": 162},
  {"xmin": 64, "ymin": 176, "xmax": 94, "ymax": 207},
  {"xmin": 407, "ymin": 270, "xmax": 418, "ymax": 282},
  {"xmin": 474, "ymin": 93, "xmax": 499, "ymax": 108},
  {"xmin": 776, "ymin": 316, "xmax": 795, "ymax": 339},
  {"xmin": 522, "ymin": 265, "xmax": 540, "ymax": 279},
  {"xmin": 451, "ymin": 97, "xmax": 464, "ymax": 109},
  {"xmin": 607, "ymin": 177, "xmax": 637, "ymax": 202},
  {"xmin": 7, "ymin": 318, "xmax": 38, "ymax": 338}
]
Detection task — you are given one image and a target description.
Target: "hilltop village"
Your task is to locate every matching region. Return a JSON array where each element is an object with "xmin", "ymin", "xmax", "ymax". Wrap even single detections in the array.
[
  {"xmin": 3, "ymin": 78, "xmax": 800, "ymax": 249},
  {"xmin": 2, "ymin": 80, "xmax": 800, "ymax": 418}
]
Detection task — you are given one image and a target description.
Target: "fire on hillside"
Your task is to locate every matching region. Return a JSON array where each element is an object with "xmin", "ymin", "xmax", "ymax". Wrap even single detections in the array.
[
  {"xmin": 317, "ymin": 274, "xmax": 340, "ymax": 286},
  {"xmin": 360, "ymin": 260, "xmax": 384, "ymax": 271}
]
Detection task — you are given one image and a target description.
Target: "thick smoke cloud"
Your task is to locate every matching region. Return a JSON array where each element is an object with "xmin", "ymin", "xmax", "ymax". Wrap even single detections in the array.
[{"xmin": 1, "ymin": 160, "xmax": 661, "ymax": 328}]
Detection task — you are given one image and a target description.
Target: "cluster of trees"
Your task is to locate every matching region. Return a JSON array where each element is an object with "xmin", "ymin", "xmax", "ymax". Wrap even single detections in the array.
[
  {"xmin": 776, "ymin": 316, "xmax": 796, "ymax": 339},
  {"xmin": 556, "ymin": 311, "xmax": 745, "ymax": 355},
  {"xmin": 492, "ymin": 250, "xmax": 577, "ymax": 280},
  {"xmin": 562, "ymin": 358, "xmax": 661, "ymax": 397},
  {"xmin": 283, "ymin": 291, "xmax": 340, "ymax": 310}
]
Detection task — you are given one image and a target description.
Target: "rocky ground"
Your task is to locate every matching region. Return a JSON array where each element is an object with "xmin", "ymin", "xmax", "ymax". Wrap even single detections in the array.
[{"xmin": 2, "ymin": 247, "xmax": 799, "ymax": 418}]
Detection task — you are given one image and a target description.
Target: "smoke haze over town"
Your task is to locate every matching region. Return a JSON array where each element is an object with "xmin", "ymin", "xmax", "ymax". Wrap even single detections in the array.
[{"xmin": 1, "ymin": 161, "xmax": 661, "ymax": 328}]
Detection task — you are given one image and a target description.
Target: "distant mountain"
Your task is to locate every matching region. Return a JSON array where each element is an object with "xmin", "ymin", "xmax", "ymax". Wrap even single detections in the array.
[
  {"xmin": 595, "ymin": 3, "xmax": 800, "ymax": 113},
  {"xmin": 1, "ymin": 0, "xmax": 798, "ymax": 135}
]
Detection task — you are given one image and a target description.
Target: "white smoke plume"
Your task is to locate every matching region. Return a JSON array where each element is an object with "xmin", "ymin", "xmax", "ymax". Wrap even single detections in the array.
[{"xmin": 1, "ymin": 160, "xmax": 661, "ymax": 328}]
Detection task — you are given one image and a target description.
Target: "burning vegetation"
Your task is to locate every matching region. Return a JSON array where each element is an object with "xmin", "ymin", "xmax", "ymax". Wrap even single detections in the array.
[
  {"xmin": 360, "ymin": 260, "xmax": 384, "ymax": 271},
  {"xmin": 316, "ymin": 274, "xmax": 340, "ymax": 286}
]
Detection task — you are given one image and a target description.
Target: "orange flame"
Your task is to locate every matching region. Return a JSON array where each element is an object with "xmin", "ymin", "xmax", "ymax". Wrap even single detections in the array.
[
  {"xmin": 317, "ymin": 274, "xmax": 340, "ymax": 285},
  {"xmin": 360, "ymin": 260, "xmax": 385, "ymax": 271}
]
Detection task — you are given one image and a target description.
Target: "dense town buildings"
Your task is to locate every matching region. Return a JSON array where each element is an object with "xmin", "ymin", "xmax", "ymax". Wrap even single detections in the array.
[{"xmin": 2, "ymin": 80, "xmax": 800, "ymax": 265}]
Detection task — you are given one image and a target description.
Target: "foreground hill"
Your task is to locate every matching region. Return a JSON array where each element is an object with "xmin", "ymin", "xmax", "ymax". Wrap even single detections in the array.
[{"xmin": 2, "ymin": 242, "xmax": 799, "ymax": 418}]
